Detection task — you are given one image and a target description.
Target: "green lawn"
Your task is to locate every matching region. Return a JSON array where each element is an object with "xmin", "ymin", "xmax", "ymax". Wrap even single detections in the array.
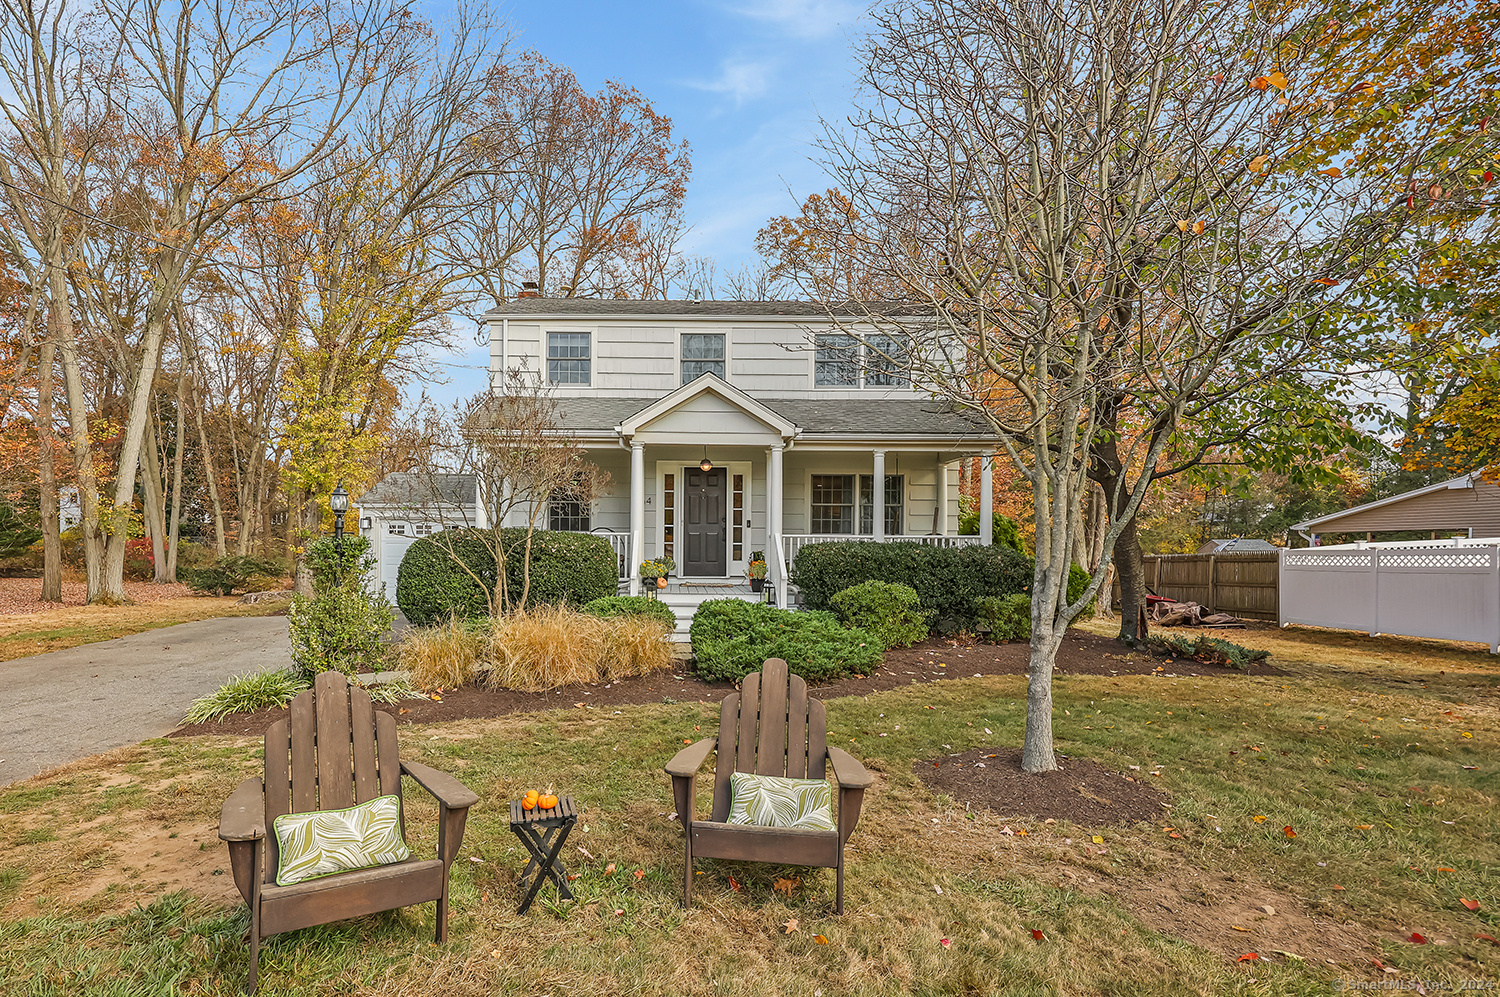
[{"xmin": 0, "ymin": 624, "xmax": 1495, "ymax": 996}]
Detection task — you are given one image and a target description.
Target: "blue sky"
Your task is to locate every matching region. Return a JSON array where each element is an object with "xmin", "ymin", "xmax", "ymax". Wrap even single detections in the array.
[{"xmin": 427, "ymin": 0, "xmax": 872, "ymax": 399}]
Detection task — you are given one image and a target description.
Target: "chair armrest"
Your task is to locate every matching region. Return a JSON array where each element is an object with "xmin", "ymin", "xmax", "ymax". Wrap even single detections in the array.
[
  {"xmin": 665, "ymin": 737, "xmax": 717, "ymax": 778},
  {"xmin": 826, "ymin": 746, "xmax": 874, "ymax": 789},
  {"xmin": 401, "ymin": 760, "xmax": 479, "ymax": 810},
  {"xmin": 218, "ymin": 776, "xmax": 266, "ymax": 842}
]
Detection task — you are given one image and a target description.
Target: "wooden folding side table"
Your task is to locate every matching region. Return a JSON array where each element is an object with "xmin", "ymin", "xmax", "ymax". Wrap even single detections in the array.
[{"xmin": 508, "ymin": 796, "xmax": 578, "ymax": 914}]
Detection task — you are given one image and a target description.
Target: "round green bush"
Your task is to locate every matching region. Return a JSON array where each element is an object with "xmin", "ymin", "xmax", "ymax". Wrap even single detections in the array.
[
  {"xmin": 688, "ymin": 598, "xmax": 882, "ymax": 683},
  {"xmin": 828, "ymin": 580, "xmax": 929, "ymax": 649},
  {"xmin": 582, "ymin": 595, "xmax": 677, "ymax": 631},
  {"xmin": 977, "ymin": 593, "xmax": 1031, "ymax": 641},
  {"xmin": 396, "ymin": 528, "xmax": 619, "ymax": 626},
  {"xmin": 790, "ymin": 540, "xmax": 1031, "ymax": 627}
]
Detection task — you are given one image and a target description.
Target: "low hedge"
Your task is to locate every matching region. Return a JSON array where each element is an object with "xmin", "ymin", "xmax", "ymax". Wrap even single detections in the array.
[
  {"xmin": 688, "ymin": 598, "xmax": 882, "ymax": 683},
  {"xmin": 829, "ymin": 581, "xmax": 928, "ymax": 648},
  {"xmin": 582, "ymin": 595, "xmax": 678, "ymax": 632},
  {"xmin": 396, "ymin": 528, "xmax": 618, "ymax": 625},
  {"xmin": 791, "ymin": 540, "xmax": 1031, "ymax": 625}
]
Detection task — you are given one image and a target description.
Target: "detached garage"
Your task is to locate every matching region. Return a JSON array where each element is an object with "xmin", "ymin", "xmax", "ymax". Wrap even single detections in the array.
[
  {"xmin": 1291, "ymin": 468, "xmax": 1500, "ymax": 544},
  {"xmin": 354, "ymin": 473, "xmax": 482, "ymax": 600}
]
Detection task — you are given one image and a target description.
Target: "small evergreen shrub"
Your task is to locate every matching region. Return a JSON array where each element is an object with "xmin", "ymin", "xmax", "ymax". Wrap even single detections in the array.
[
  {"xmin": 977, "ymin": 593, "xmax": 1032, "ymax": 641},
  {"xmin": 791, "ymin": 541, "xmax": 1031, "ymax": 627},
  {"xmin": 1068, "ymin": 563, "xmax": 1092, "ymax": 609},
  {"xmin": 958, "ymin": 506, "xmax": 1023, "ymax": 551},
  {"xmin": 828, "ymin": 581, "xmax": 928, "ymax": 649},
  {"xmin": 582, "ymin": 595, "xmax": 678, "ymax": 632},
  {"xmin": 688, "ymin": 598, "xmax": 882, "ymax": 683},
  {"xmin": 0, "ymin": 505, "xmax": 41, "ymax": 560},
  {"xmin": 289, "ymin": 535, "xmax": 394, "ymax": 678},
  {"xmin": 182, "ymin": 555, "xmax": 286, "ymax": 596},
  {"xmin": 396, "ymin": 528, "xmax": 618, "ymax": 625},
  {"xmin": 1146, "ymin": 633, "xmax": 1270, "ymax": 670}
]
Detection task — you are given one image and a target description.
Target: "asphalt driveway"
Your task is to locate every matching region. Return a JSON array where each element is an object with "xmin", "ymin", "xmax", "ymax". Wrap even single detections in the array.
[{"xmin": 0, "ymin": 616, "xmax": 290, "ymax": 787}]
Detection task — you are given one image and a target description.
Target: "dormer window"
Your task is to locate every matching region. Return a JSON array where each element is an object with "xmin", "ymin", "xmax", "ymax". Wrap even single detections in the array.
[
  {"xmin": 681, "ymin": 333, "xmax": 725, "ymax": 383},
  {"xmin": 548, "ymin": 332, "xmax": 591, "ymax": 384}
]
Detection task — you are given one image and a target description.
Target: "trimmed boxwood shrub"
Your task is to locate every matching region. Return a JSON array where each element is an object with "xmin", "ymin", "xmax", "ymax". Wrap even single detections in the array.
[
  {"xmin": 396, "ymin": 528, "xmax": 617, "ymax": 625},
  {"xmin": 582, "ymin": 595, "xmax": 677, "ymax": 632},
  {"xmin": 791, "ymin": 541, "xmax": 1031, "ymax": 626},
  {"xmin": 829, "ymin": 581, "xmax": 928, "ymax": 649},
  {"xmin": 688, "ymin": 598, "xmax": 882, "ymax": 683},
  {"xmin": 977, "ymin": 593, "xmax": 1031, "ymax": 641}
]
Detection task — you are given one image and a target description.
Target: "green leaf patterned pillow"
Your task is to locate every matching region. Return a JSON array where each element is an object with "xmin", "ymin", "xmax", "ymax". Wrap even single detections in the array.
[
  {"xmin": 727, "ymin": 772, "xmax": 836, "ymax": 831},
  {"xmin": 273, "ymin": 795, "xmax": 411, "ymax": 887}
]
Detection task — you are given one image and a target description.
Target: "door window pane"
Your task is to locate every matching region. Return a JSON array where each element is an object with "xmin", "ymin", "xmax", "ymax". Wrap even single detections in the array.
[
  {"xmin": 681, "ymin": 334, "xmax": 726, "ymax": 383},
  {"xmin": 810, "ymin": 475, "xmax": 855, "ymax": 534},
  {"xmin": 547, "ymin": 333, "xmax": 591, "ymax": 384},
  {"xmin": 663, "ymin": 473, "xmax": 675, "ymax": 560},
  {"xmin": 815, "ymin": 333, "xmax": 857, "ymax": 385}
]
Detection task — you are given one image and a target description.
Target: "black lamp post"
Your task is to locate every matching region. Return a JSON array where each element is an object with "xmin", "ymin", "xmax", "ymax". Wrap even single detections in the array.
[{"xmin": 330, "ymin": 483, "xmax": 350, "ymax": 583}]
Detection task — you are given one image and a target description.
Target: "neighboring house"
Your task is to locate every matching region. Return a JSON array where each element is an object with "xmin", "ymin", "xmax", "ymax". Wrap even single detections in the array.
[
  {"xmin": 59, "ymin": 486, "xmax": 80, "ymax": 532},
  {"xmin": 359, "ymin": 299, "xmax": 1005, "ymax": 610},
  {"xmin": 1291, "ymin": 469, "xmax": 1500, "ymax": 545},
  {"xmin": 1196, "ymin": 538, "xmax": 1279, "ymax": 554}
]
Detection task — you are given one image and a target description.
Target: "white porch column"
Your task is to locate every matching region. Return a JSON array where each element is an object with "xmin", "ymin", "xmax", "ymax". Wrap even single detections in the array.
[
  {"xmin": 936, "ymin": 460, "xmax": 949, "ymax": 535},
  {"xmin": 872, "ymin": 450, "xmax": 886, "ymax": 542},
  {"xmin": 629, "ymin": 441, "xmax": 644, "ymax": 596},
  {"xmin": 769, "ymin": 443, "xmax": 785, "ymax": 607},
  {"xmin": 980, "ymin": 451, "xmax": 994, "ymax": 546}
]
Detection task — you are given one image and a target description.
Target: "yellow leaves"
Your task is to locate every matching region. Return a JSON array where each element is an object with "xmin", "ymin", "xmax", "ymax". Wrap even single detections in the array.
[
  {"xmin": 1248, "ymin": 155, "xmax": 1270, "ymax": 174},
  {"xmin": 1193, "ymin": 220, "xmax": 1206, "ymax": 235},
  {"xmin": 1176, "ymin": 220, "xmax": 1190, "ymax": 232},
  {"xmin": 1267, "ymin": 71, "xmax": 1288, "ymax": 90}
]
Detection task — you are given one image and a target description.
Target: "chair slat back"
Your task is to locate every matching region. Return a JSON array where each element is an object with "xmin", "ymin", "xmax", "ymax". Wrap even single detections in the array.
[
  {"xmin": 262, "ymin": 673, "xmax": 404, "ymax": 882},
  {"xmin": 710, "ymin": 658, "xmax": 828, "ymax": 821}
]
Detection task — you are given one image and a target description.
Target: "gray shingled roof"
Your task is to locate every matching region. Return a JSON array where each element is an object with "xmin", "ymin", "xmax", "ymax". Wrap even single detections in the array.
[
  {"xmin": 1198, "ymin": 538, "xmax": 1279, "ymax": 553},
  {"xmin": 356, "ymin": 472, "xmax": 476, "ymax": 508},
  {"xmin": 484, "ymin": 298, "xmax": 933, "ymax": 319},
  {"xmin": 549, "ymin": 396, "xmax": 990, "ymax": 437}
]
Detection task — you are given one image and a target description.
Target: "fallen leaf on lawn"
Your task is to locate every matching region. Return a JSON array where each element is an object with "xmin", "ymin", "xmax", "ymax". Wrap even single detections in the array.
[
  {"xmin": 1091, "ymin": 835, "xmax": 1104, "ymax": 844},
  {"xmin": 1408, "ymin": 932, "xmax": 1427, "ymax": 944},
  {"xmin": 1333, "ymin": 885, "xmax": 1345, "ymax": 891},
  {"xmin": 1355, "ymin": 825, "xmax": 1373, "ymax": 830},
  {"xmin": 634, "ymin": 869, "xmax": 645, "ymax": 881},
  {"xmin": 1284, "ymin": 826, "xmax": 1297, "ymax": 839},
  {"xmin": 783, "ymin": 918, "xmax": 799, "ymax": 934},
  {"xmin": 1436, "ymin": 867, "xmax": 1456, "ymax": 872},
  {"xmin": 1232, "ymin": 925, "xmax": 1250, "ymax": 932},
  {"xmin": 613, "ymin": 909, "xmax": 625, "ymax": 917},
  {"xmin": 1237, "ymin": 952, "xmax": 1259, "ymax": 962},
  {"xmin": 398, "ymin": 708, "xmax": 409, "ymax": 715},
  {"xmin": 814, "ymin": 934, "xmax": 829, "ymax": 945},
  {"xmin": 1252, "ymin": 815, "xmax": 1267, "ymax": 823},
  {"xmin": 1461, "ymin": 899, "xmax": 1480, "ymax": 911},
  {"xmin": 940, "ymin": 938, "xmax": 952, "ymax": 948},
  {"xmin": 729, "ymin": 875, "xmax": 742, "ymax": 893},
  {"xmin": 1169, "ymin": 832, "xmax": 1182, "ymax": 839},
  {"xmin": 604, "ymin": 862, "xmax": 616, "ymax": 875},
  {"xmin": 1016, "ymin": 828, "xmax": 1029, "ymax": 837},
  {"xmin": 1462, "ymin": 732, "xmax": 1473, "ymax": 738},
  {"xmin": 1475, "ymin": 934, "xmax": 1499, "ymax": 946},
  {"xmin": 774, "ymin": 876, "xmax": 801, "ymax": 897},
  {"xmin": 1031, "ymin": 929, "xmax": 1046, "ymax": 941},
  {"xmin": 577, "ymin": 846, "xmax": 595, "ymax": 860}
]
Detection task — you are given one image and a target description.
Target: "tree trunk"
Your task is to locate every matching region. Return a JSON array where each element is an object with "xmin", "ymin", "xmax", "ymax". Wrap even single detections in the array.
[
  {"xmin": 1115, "ymin": 513, "xmax": 1149, "ymax": 644},
  {"xmin": 192, "ymin": 381, "xmax": 227, "ymax": 557},
  {"xmin": 37, "ymin": 337, "xmax": 62, "ymax": 602},
  {"xmin": 51, "ymin": 268, "xmax": 104, "ymax": 602},
  {"xmin": 142, "ymin": 416, "xmax": 169, "ymax": 582},
  {"xmin": 292, "ymin": 490, "xmax": 315, "ymax": 596},
  {"xmin": 165, "ymin": 364, "xmax": 187, "ymax": 581},
  {"xmin": 1021, "ymin": 626, "xmax": 1062, "ymax": 772}
]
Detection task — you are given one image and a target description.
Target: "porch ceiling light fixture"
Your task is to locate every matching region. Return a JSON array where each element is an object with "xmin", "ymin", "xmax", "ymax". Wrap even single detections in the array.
[{"xmin": 699, "ymin": 448, "xmax": 713, "ymax": 473}]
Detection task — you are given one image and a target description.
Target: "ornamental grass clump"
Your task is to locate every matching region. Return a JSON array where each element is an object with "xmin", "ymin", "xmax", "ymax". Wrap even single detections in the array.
[
  {"xmin": 486, "ymin": 605, "xmax": 672, "ymax": 692},
  {"xmin": 182, "ymin": 669, "xmax": 309, "ymax": 725},
  {"xmin": 398, "ymin": 617, "xmax": 488, "ymax": 688}
]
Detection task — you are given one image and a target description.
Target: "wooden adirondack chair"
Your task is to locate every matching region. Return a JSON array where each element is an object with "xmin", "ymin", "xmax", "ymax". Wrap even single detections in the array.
[
  {"xmin": 665, "ymin": 657, "xmax": 873, "ymax": 913},
  {"xmin": 218, "ymin": 671, "xmax": 479, "ymax": 994}
]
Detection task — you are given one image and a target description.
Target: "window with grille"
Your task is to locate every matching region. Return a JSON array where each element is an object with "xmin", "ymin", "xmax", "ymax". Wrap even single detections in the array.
[
  {"xmin": 662, "ymin": 473, "xmax": 675, "ymax": 560},
  {"xmin": 547, "ymin": 332, "xmax": 591, "ymax": 384},
  {"xmin": 815, "ymin": 333, "xmax": 857, "ymax": 385},
  {"xmin": 810, "ymin": 475, "xmax": 855, "ymax": 534},
  {"xmin": 548, "ymin": 496, "xmax": 590, "ymax": 532},
  {"xmin": 859, "ymin": 474, "xmax": 904, "ymax": 535},
  {"xmin": 413, "ymin": 523, "xmax": 439, "ymax": 537},
  {"xmin": 681, "ymin": 334, "xmax": 726, "ymax": 383},
  {"xmin": 387, "ymin": 522, "xmax": 408, "ymax": 536},
  {"xmin": 864, "ymin": 335, "xmax": 908, "ymax": 386}
]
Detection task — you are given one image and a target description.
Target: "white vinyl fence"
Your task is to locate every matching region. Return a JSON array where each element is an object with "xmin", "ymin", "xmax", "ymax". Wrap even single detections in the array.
[{"xmin": 1279, "ymin": 539, "xmax": 1500, "ymax": 653}]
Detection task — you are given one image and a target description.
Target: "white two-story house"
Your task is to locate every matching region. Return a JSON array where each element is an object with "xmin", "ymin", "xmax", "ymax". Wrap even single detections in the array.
[{"xmin": 358, "ymin": 299, "xmax": 1004, "ymax": 619}]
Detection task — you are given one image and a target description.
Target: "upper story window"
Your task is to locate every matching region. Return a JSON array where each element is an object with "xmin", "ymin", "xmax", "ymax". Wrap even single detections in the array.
[
  {"xmin": 547, "ymin": 332, "xmax": 591, "ymax": 384},
  {"xmin": 864, "ymin": 335, "xmax": 908, "ymax": 386},
  {"xmin": 681, "ymin": 333, "xmax": 725, "ymax": 384},
  {"xmin": 815, "ymin": 333, "xmax": 857, "ymax": 386}
]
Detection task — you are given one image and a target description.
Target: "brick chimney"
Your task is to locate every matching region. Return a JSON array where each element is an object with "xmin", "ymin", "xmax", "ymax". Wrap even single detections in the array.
[{"xmin": 517, "ymin": 281, "xmax": 539, "ymax": 299}]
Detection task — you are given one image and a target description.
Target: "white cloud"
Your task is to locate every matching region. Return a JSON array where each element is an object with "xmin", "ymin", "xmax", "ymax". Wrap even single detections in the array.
[
  {"xmin": 686, "ymin": 59, "xmax": 774, "ymax": 105},
  {"xmin": 728, "ymin": 0, "xmax": 864, "ymax": 40}
]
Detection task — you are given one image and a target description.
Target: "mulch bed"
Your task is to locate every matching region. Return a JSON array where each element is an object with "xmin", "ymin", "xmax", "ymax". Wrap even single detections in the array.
[
  {"xmin": 170, "ymin": 625, "xmax": 1278, "ymax": 739},
  {"xmin": 916, "ymin": 746, "xmax": 1170, "ymax": 825}
]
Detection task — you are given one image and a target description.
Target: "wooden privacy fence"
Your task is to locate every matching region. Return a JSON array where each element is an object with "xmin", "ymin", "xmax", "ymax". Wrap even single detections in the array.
[{"xmin": 1111, "ymin": 552, "xmax": 1280, "ymax": 620}]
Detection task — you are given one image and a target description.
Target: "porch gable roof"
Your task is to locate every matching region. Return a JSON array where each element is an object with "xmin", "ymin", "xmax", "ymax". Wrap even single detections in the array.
[{"xmin": 616, "ymin": 374, "xmax": 799, "ymax": 439}]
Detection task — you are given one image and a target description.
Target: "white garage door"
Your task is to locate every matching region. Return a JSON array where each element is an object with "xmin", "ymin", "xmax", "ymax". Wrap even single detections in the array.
[{"xmin": 380, "ymin": 526, "xmax": 417, "ymax": 601}]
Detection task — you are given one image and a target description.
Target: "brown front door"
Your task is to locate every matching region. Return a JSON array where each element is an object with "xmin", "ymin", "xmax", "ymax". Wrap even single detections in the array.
[{"xmin": 682, "ymin": 467, "xmax": 726, "ymax": 576}]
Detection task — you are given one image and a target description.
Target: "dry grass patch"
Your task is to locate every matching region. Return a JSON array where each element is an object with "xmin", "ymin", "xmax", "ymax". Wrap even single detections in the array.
[
  {"xmin": 486, "ymin": 605, "xmax": 673, "ymax": 691},
  {"xmin": 399, "ymin": 617, "xmax": 486, "ymax": 688}
]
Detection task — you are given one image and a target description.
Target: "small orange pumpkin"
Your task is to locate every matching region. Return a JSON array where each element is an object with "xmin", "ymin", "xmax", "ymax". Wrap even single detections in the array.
[
  {"xmin": 656, "ymin": 576, "xmax": 667, "ymax": 590},
  {"xmin": 538, "ymin": 793, "xmax": 559, "ymax": 811},
  {"xmin": 521, "ymin": 797, "xmax": 535, "ymax": 810}
]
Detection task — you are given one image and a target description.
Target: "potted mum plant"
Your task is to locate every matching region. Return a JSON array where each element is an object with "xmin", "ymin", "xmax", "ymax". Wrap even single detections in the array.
[
  {"xmin": 639, "ymin": 557, "xmax": 676, "ymax": 593},
  {"xmin": 747, "ymin": 558, "xmax": 767, "ymax": 592}
]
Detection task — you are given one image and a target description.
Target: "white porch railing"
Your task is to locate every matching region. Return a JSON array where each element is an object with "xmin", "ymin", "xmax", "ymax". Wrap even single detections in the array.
[
  {"xmin": 586, "ymin": 530, "xmax": 633, "ymax": 580},
  {"xmin": 781, "ymin": 534, "xmax": 983, "ymax": 579}
]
